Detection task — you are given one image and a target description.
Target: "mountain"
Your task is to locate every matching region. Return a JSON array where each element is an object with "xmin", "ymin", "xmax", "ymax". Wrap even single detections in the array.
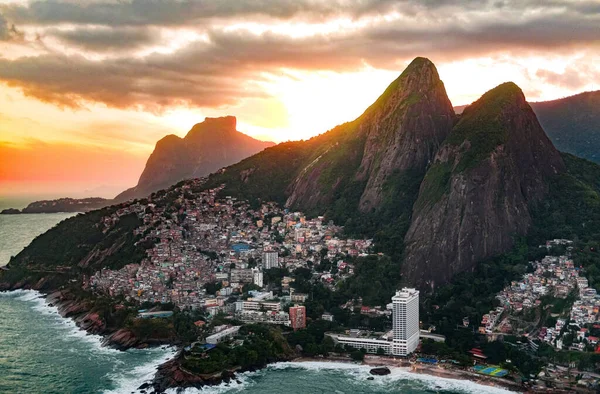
[
  {"xmin": 531, "ymin": 91, "xmax": 600, "ymax": 164},
  {"xmin": 5, "ymin": 57, "xmax": 600, "ymax": 298},
  {"xmin": 287, "ymin": 57, "xmax": 455, "ymax": 213},
  {"xmin": 114, "ymin": 116, "xmax": 274, "ymax": 202},
  {"xmin": 203, "ymin": 58, "xmax": 455, "ymax": 256},
  {"xmin": 456, "ymin": 91, "xmax": 600, "ymax": 164},
  {"xmin": 402, "ymin": 83, "xmax": 565, "ymax": 289}
]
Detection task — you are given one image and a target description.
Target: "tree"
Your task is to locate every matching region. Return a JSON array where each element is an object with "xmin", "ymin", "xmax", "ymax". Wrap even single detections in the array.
[
  {"xmin": 350, "ymin": 350, "xmax": 364, "ymax": 361},
  {"xmin": 377, "ymin": 347, "xmax": 385, "ymax": 355}
]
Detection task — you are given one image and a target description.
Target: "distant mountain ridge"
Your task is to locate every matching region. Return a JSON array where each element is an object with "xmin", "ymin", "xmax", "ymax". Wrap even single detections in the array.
[
  {"xmin": 115, "ymin": 116, "xmax": 274, "ymax": 202},
  {"xmin": 0, "ymin": 197, "xmax": 110, "ymax": 214},
  {"xmin": 455, "ymin": 90, "xmax": 600, "ymax": 164}
]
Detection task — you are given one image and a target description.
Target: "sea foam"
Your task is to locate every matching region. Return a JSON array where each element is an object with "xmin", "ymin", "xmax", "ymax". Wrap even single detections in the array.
[
  {"xmin": 268, "ymin": 361, "xmax": 517, "ymax": 394},
  {"xmin": 103, "ymin": 346, "xmax": 178, "ymax": 394}
]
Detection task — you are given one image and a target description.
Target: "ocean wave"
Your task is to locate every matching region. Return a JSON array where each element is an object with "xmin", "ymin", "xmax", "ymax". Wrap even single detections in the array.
[
  {"xmin": 163, "ymin": 370, "xmax": 256, "ymax": 394},
  {"xmin": 0, "ymin": 288, "xmax": 40, "ymax": 299},
  {"xmin": 267, "ymin": 361, "xmax": 517, "ymax": 394},
  {"xmin": 103, "ymin": 347, "xmax": 178, "ymax": 394},
  {"xmin": 2, "ymin": 289, "xmax": 179, "ymax": 393},
  {"xmin": 2, "ymin": 289, "xmax": 123, "ymax": 355}
]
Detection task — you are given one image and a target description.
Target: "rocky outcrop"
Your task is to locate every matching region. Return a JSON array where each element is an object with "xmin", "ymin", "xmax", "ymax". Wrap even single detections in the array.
[
  {"xmin": 115, "ymin": 116, "xmax": 274, "ymax": 202},
  {"xmin": 152, "ymin": 355, "xmax": 210, "ymax": 393},
  {"xmin": 284, "ymin": 57, "xmax": 455, "ymax": 214},
  {"xmin": 403, "ymin": 82, "xmax": 565, "ymax": 290},
  {"xmin": 0, "ymin": 208, "xmax": 21, "ymax": 214},
  {"xmin": 370, "ymin": 367, "xmax": 391, "ymax": 375}
]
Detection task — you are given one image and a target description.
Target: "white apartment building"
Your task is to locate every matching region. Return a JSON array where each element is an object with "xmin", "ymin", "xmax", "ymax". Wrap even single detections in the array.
[
  {"xmin": 330, "ymin": 288, "xmax": 420, "ymax": 357},
  {"xmin": 206, "ymin": 325, "xmax": 241, "ymax": 344},
  {"xmin": 392, "ymin": 288, "xmax": 420, "ymax": 356},
  {"xmin": 263, "ymin": 251, "xmax": 279, "ymax": 269}
]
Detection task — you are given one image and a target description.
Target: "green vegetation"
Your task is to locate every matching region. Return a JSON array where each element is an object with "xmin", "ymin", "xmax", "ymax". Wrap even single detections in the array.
[
  {"xmin": 533, "ymin": 91, "xmax": 600, "ymax": 164},
  {"xmin": 417, "ymin": 154, "xmax": 600, "ymax": 373},
  {"xmin": 338, "ymin": 255, "xmax": 401, "ymax": 306},
  {"xmin": 414, "ymin": 162, "xmax": 451, "ymax": 210},
  {"xmin": 1, "ymin": 208, "xmax": 150, "ymax": 290},
  {"xmin": 530, "ymin": 154, "xmax": 600, "ymax": 290},
  {"xmin": 182, "ymin": 325, "xmax": 293, "ymax": 374},
  {"xmin": 446, "ymin": 82, "xmax": 521, "ymax": 172}
]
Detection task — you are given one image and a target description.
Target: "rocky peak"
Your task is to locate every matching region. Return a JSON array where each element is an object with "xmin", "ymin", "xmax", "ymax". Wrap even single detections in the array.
[
  {"xmin": 354, "ymin": 57, "xmax": 456, "ymax": 211},
  {"xmin": 402, "ymin": 82, "xmax": 565, "ymax": 290},
  {"xmin": 283, "ymin": 57, "xmax": 455, "ymax": 214},
  {"xmin": 114, "ymin": 115, "xmax": 273, "ymax": 202},
  {"xmin": 186, "ymin": 116, "xmax": 237, "ymax": 140}
]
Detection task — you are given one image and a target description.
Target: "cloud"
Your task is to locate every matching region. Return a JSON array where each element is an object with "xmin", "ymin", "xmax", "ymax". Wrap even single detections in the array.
[
  {"xmin": 0, "ymin": 13, "xmax": 21, "ymax": 41},
  {"xmin": 0, "ymin": 0, "xmax": 361, "ymax": 27},
  {"xmin": 536, "ymin": 64, "xmax": 600, "ymax": 91},
  {"xmin": 2, "ymin": 0, "xmax": 599, "ymax": 28},
  {"xmin": 0, "ymin": 0, "xmax": 598, "ymax": 111},
  {"xmin": 49, "ymin": 26, "xmax": 162, "ymax": 52}
]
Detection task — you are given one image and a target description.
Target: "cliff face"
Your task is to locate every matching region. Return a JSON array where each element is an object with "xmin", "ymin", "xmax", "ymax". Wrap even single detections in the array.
[
  {"xmin": 354, "ymin": 58, "xmax": 456, "ymax": 212},
  {"xmin": 402, "ymin": 83, "xmax": 566, "ymax": 290},
  {"xmin": 284, "ymin": 57, "xmax": 455, "ymax": 214},
  {"xmin": 115, "ymin": 116, "xmax": 274, "ymax": 202}
]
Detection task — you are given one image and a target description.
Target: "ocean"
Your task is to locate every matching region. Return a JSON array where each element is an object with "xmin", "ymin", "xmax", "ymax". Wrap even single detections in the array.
[{"xmin": 0, "ymin": 215, "xmax": 516, "ymax": 394}]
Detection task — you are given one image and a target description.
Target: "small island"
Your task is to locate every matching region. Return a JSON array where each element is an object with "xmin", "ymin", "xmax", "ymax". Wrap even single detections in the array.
[
  {"xmin": 1, "ymin": 197, "xmax": 112, "ymax": 214},
  {"xmin": 0, "ymin": 208, "xmax": 21, "ymax": 214}
]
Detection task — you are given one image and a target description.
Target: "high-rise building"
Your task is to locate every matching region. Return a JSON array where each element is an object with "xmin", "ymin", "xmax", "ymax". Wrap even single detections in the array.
[
  {"xmin": 289, "ymin": 305, "xmax": 306, "ymax": 331},
  {"xmin": 330, "ymin": 288, "xmax": 419, "ymax": 356},
  {"xmin": 263, "ymin": 251, "xmax": 279, "ymax": 269},
  {"xmin": 392, "ymin": 288, "xmax": 420, "ymax": 356}
]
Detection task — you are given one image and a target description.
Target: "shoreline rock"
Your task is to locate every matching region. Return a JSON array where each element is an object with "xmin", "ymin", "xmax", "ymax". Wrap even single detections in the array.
[
  {"xmin": 0, "ymin": 208, "xmax": 21, "ymax": 214},
  {"xmin": 369, "ymin": 367, "xmax": 391, "ymax": 375}
]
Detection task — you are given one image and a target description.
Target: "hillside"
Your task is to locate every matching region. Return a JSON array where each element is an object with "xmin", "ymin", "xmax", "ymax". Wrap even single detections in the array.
[
  {"xmin": 115, "ymin": 116, "xmax": 274, "ymax": 202},
  {"xmin": 531, "ymin": 91, "xmax": 600, "ymax": 164}
]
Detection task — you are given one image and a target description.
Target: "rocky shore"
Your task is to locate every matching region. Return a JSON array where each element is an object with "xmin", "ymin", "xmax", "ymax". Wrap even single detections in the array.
[
  {"xmin": 150, "ymin": 350, "xmax": 296, "ymax": 393},
  {"xmin": 0, "ymin": 277, "xmax": 172, "ymax": 351},
  {"xmin": 45, "ymin": 291, "xmax": 149, "ymax": 350}
]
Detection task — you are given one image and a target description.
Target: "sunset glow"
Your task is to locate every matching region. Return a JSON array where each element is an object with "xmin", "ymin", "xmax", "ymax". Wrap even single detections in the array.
[{"xmin": 0, "ymin": 0, "xmax": 599, "ymax": 198}]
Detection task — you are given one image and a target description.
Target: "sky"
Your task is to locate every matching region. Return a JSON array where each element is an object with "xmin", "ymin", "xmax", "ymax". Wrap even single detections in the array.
[{"xmin": 0, "ymin": 0, "xmax": 599, "ymax": 199}]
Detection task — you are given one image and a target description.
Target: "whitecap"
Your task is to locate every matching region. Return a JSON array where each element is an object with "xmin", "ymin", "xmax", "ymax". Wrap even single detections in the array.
[
  {"xmin": 103, "ymin": 347, "xmax": 178, "ymax": 394},
  {"xmin": 164, "ymin": 370, "xmax": 256, "ymax": 394},
  {"xmin": 267, "ymin": 361, "xmax": 517, "ymax": 394}
]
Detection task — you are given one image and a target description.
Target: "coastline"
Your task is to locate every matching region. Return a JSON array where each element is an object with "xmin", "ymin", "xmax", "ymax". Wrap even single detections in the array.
[
  {"xmin": 1, "ymin": 288, "xmax": 525, "ymax": 393},
  {"xmin": 0, "ymin": 283, "xmax": 172, "ymax": 351},
  {"xmin": 291, "ymin": 356, "xmax": 524, "ymax": 393},
  {"xmin": 0, "ymin": 287, "xmax": 525, "ymax": 393}
]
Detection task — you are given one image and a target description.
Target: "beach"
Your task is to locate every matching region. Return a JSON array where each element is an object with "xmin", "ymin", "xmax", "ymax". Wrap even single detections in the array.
[{"xmin": 292, "ymin": 355, "xmax": 525, "ymax": 393}]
